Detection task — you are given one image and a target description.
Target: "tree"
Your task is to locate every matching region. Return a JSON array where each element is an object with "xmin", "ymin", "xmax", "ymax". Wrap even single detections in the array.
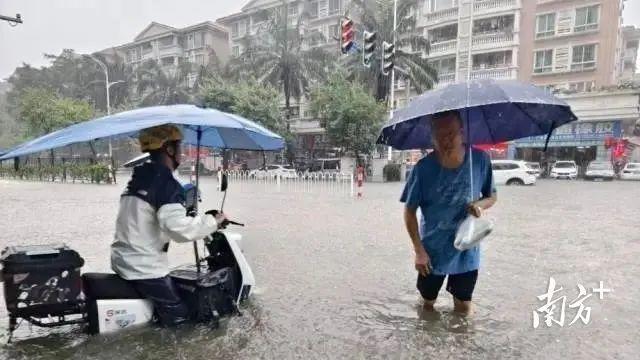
[
  {"xmin": 199, "ymin": 77, "xmax": 285, "ymax": 135},
  {"xmin": 18, "ymin": 87, "xmax": 93, "ymax": 137},
  {"xmin": 348, "ymin": 0, "xmax": 438, "ymax": 101},
  {"xmin": 17, "ymin": 87, "xmax": 94, "ymax": 166},
  {"xmin": 136, "ymin": 59, "xmax": 193, "ymax": 106},
  {"xmin": 226, "ymin": 0, "xmax": 332, "ymax": 125},
  {"xmin": 310, "ymin": 72, "xmax": 387, "ymax": 158},
  {"xmin": 5, "ymin": 50, "xmax": 134, "ymax": 115}
]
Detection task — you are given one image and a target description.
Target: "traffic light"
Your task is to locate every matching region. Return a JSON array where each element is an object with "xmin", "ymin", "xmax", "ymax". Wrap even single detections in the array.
[
  {"xmin": 341, "ymin": 17, "xmax": 354, "ymax": 54},
  {"xmin": 381, "ymin": 41, "xmax": 395, "ymax": 75},
  {"xmin": 362, "ymin": 30, "xmax": 377, "ymax": 67}
]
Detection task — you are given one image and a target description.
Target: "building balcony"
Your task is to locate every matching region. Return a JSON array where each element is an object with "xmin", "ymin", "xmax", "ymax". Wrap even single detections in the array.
[
  {"xmin": 470, "ymin": 66, "xmax": 516, "ymax": 80},
  {"xmin": 473, "ymin": 0, "xmax": 518, "ymax": 15},
  {"xmin": 424, "ymin": 7, "xmax": 458, "ymax": 26},
  {"xmin": 157, "ymin": 45, "xmax": 183, "ymax": 57},
  {"xmin": 430, "ymin": 39, "xmax": 457, "ymax": 56},
  {"xmin": 435, "ymin": 73, "xmax": 456, "ymax": 88},
  {"xmin": 471, "ymin": 31, "xmax": 515, "ymax": 50}
]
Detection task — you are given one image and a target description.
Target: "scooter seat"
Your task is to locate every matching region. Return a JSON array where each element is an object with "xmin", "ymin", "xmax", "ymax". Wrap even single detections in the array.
[{"xmin": 82, "ymin": 273, "xmax": 141, "ymax": 300}]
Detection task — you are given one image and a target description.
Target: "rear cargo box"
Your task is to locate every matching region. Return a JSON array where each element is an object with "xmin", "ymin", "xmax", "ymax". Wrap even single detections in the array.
[{"xmin": 1, "ymin": 243, "xmax": 84, "ymax": 317}]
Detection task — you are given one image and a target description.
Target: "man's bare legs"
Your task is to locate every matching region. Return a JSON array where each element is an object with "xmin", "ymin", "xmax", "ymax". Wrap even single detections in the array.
[
  {"xmin": 422, "ymin": 298, "xmax": 437, "ymax": 311},
  {"xmin": 453, "ymin": 297, "xmax": 473, "ymax": 316}
]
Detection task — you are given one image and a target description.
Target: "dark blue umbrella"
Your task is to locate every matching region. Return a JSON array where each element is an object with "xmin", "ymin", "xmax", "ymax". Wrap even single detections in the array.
[
  {"xmin": 0, "ymin": 104, "xmax": 285, "ymax": 160},
  {"xmin": 377, "ymin": 79, "xmax": 578, "ymax": 150}
]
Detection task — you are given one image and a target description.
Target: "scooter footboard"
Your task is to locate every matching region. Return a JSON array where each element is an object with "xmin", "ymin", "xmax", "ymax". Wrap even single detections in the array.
[{"xmin": 87, "ymin": 299, "xmax": 154, "ymax": 334}]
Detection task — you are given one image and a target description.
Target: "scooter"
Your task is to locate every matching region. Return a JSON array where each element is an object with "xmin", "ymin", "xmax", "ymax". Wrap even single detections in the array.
[{"xmin": 1, "ymin": 174, "xmax": 255, "ymax": 338}]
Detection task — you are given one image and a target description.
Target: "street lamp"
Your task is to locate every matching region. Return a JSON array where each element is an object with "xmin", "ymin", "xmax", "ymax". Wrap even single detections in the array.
[{"xmin": 84, "ymin": 54, "xmax": 124, "ymax": 158}]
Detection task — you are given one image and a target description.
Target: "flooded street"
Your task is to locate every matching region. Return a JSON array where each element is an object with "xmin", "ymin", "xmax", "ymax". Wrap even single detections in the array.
[{"xmin": 0, "ymin": 177, "xmax": 638, "ymax": 359}]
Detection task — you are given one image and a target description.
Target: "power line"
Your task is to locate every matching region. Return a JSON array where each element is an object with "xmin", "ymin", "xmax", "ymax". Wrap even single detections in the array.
[{"xmin": 0, "ymin": 13, "xmax": 22, "ymax": 27}]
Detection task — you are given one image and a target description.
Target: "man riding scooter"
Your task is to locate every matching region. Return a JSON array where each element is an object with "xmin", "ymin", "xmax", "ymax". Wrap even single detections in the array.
[{"xmin": 110, "ymin": 125, "xmax": 227, "ymax": 326}]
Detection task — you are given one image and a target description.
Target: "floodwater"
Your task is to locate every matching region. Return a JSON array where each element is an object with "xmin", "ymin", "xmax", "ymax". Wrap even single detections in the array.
[{"xmin": 0, "ymin": 177, "xmax": 638, "ymax": 359}]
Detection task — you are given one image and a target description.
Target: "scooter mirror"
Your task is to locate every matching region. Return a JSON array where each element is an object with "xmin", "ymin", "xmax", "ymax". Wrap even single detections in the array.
[{"xmin": 220, "ymin": 173, "xmax": 228, "ymax": 192}]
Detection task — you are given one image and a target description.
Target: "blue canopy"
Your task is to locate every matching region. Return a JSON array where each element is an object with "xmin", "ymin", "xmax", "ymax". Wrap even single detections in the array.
[
  {"xmin": 377, "ymin": 79, "xmax": 578, "ymax": 150},
  {"xmin": 0, "ymin": 104, "xmax": 285, "ymax": 160}
]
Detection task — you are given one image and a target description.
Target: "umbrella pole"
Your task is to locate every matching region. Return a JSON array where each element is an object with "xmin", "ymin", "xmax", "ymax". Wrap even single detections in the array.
[{"xmin": 194, "ymin": 127, "xmax": 202, "ymax": 273}]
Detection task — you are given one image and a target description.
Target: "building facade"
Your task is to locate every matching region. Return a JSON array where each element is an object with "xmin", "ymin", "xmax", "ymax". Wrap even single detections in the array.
[
  {"xmin": 217, "ymin": 0, "xmax": 347, "ymax": 160},
  {"xmin": 518, "ymin": 0, "xmax": 625, "ymax": 92},
  {"xmin": 620, "ymin": 25, "xmax": 640, "ymax": 82},
  {"xmin": 100, "ymin": 21, "xmax": 230, "ymax": 83}
]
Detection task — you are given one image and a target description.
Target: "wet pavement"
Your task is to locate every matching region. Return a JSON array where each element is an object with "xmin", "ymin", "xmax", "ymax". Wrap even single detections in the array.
[{"xmin": 0, "ymin": 177, "xmax": 638, "ymax": 359}]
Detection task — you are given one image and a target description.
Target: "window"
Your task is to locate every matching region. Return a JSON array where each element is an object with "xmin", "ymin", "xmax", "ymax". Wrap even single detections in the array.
[
  {"xmin": 232, "ymin": 46, "xmax": 240, "ymax": 57},
  {"xmin": 473, "ymin": 51, "xmax": 512, "ymax": 69},
  {"xmin": 245, "ymin": 20, "xmax": 251, "ymax": 34},
  {"xmin": 195, "ymin": 54, "xmax": 205, "ymax": 65},
  {"xmin": 534, "ymin": 49, "xmax": 553, "ymax": 73},
  {"xmin": 308, "ymin": 1, "xmax": 319, "ymax": 18},
  {"xmin": 429, "ymin": 24, "xmax": 457, "ymax": 43},
  {"xmin": 161, "ymin": 57, "xmax": 174, "ymax": 66},
  {"xmin": 568, "ymin": 81, "xmax": 595, "ymax": 92},
  {"xmin": 430, "ymin": 0, "xmax": 456, "ymax": 12},
  {"xmin": 288, "ymin": 4, "xmax": 298, "ymax": 17},
  {"xmin": 141, "ymin": 42, "xmax": 153, "ymax": 55},
  {"xmin": 194, "ymin": 32, "xmax": 204, "ymax": 48},
  {"xmin": 429, "ymin": 56, "xmax": 456, "ymax": 74},
  {"xmin": 571, "ymin": 44, "xmax": 596, "ymax": 71},
  {"xmin": 536, "ymin": 13, "xmax": 555, "ymax": 38},
  {"xmin": 575, "ymin": 5, "xmax": 599, "ymax": 32},
  {"xmin": 231, "ymin": 22, "xmax": 239, "ymax": 38},
  {"xmin": 473, "ymin": 15, "xmax": 514, "ymax": 35},
  {"xmin": 329, "ymin": 0, "xmax": 341, "ymax": 15},
  {"xmin": 159, "ymin": 36, "xmax": 174, "ymax": 47}
]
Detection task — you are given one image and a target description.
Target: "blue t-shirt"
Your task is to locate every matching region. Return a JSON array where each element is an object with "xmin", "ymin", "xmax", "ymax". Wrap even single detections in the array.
[{"xmin": 400, "ymin": 148, "xmax": 496, "ymax": 275}]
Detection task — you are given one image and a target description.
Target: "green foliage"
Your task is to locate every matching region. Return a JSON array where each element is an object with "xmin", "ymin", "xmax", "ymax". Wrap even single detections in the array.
[
  {"xmin": 383, "ymin": 163, "xmax": 401, "ymax": 182},
  {"xmin": 199, "ymin": 77, "xmax": 287, "ymax": 138},
  {"xmin": 0, "ymin": 161, "xmax": 110, "ymax": 184},
  {"xmin": 136, "ymin": 59, "xmax": 194, "ymax": 106},
  {"xmin": 348, "ymin": 0, "xmax": 438, "ymax": 101},
  {"xmin": 18, "ymin": 87, "xmax": 94, "ymax": 137},
  {"xmin": 310, "ymin": 72, "xmax": 387, "ymax": 156},
  {"xmin": 226, "ymin": 0, "xmax": 332, "ymax": 117}
]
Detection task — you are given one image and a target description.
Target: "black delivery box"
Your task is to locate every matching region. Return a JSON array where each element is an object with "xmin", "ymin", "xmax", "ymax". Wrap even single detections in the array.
[{"xmin": 1, "ymin": 243, "xmax": 84, "ymax": 317}]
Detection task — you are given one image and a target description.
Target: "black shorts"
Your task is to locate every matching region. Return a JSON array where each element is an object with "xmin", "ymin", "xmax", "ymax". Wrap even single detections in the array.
[{"xmin": 416, "ymin": 270, "xmax": 478, "ymax": 302}]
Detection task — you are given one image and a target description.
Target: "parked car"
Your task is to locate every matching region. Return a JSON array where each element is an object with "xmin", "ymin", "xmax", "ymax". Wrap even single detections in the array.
[
  {"xmin": 249, "ymin": 164, "xmax": 298, "ymax": 179},
  {"xmin": 176, "ymin": 161, "xmax": 215, "ymax": 176},
  {"xmin": 550, "ymin": 160, "xmax": 578, "ymax": 180},
  {"xmin": 620, "ymin": 162, "xmax": 640, "ymax": 180},
  {"xmin": 584, "ymin": 161, "xmax": 615, "ymax": 181},
  {"xmin": 491, "ymin": 160, "xmax": 537, "ymax": 185},
  {"xmin": 525, "ymin": 162, "xmax": 542, "ymax": 178}
]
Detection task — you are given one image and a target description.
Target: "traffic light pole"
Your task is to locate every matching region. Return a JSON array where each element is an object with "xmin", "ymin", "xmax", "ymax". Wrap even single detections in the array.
[{"xmin": 387, "ymin": 0, "xmax": 398, "ymax": 161}]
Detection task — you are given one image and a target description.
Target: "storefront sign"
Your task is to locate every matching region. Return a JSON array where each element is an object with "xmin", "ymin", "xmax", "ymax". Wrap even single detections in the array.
[{"xmin": 515, "ymin": 121, "xmax": 622, "ymax": 147}]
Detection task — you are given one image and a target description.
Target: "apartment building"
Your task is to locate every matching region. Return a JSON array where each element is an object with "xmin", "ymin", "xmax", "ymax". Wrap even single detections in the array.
[
  {"xmin": 100, "ymin": 21, "xmax": 230, "ymax": 83},
  {"xmin": 620, "ymin": 25, "xmax": 640, "ymax": 82},
  {"xmin": 218, "ymin": 0, "xmax": 347, "ymax": 159},
  {"xmin": 518, "ymin": 0, "xmax": 625, "ymax": 92}
]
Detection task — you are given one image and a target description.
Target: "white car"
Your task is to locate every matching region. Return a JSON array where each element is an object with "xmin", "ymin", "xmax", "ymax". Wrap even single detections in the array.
[
  {"xmin": 491, "ymin": 160, "xmax": 537, "ymax": 185},
  {"xmin": 584, "ymin": 161, "xmax": 615, "ymax": 181},
  {"xmin": 550, "ymin": 160, "xmax": 578, "ymax": 180},
  {"xmin": 526, "ymin": 162, "xmax": 542, "ymax": 178},
  {"xmin": 249, "ymin": 164, "xmax": 298, "ymax": 179},
  {"xmin": 620, "ymin": 162, "xmax": 640, "ymax": 180}
]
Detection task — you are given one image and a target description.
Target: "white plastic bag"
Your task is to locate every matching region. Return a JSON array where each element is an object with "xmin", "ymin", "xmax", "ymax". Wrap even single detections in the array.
[{"xmin": 453, "ymin": 215, "xmax": 494, "ymax": 251}]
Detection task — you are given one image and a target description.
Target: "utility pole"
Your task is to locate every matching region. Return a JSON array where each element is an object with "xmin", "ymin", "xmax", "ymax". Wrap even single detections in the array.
[
  {"xmin": 387, "ymin": 0, "xmax": 398, "ymax": 161},
  {"xmin": 85, "ymin": 54, "xmax": 123, "ymax": 183},
  {"xmin": 85, "ymin": 55, "xmax": 124, "ymax": 158}
]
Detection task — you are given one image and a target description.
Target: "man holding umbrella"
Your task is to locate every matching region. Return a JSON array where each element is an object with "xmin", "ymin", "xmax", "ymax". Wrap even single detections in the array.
[
  {"xmin": 401, "ymin": 111, "xmax": 496, "ymax": 315},
  {"xmin": 111, "ymin": 125, "xmax": 227, "ymax": 326}
]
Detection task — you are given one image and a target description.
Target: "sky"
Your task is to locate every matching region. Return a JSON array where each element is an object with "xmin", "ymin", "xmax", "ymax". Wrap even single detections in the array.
[{"xmin": 1, "ymin": 0, "xmax": 640, "ymax": 80}]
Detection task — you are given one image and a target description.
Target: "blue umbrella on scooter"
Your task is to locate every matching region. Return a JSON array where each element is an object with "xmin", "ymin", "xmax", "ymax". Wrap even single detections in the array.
[
  {"xmin": 376, "ymin": 79, "xmax": 578, "ymax": 249},
  {"xmin": 0, "ymin": 104, "xmax": 286, "ymax": 270}
]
